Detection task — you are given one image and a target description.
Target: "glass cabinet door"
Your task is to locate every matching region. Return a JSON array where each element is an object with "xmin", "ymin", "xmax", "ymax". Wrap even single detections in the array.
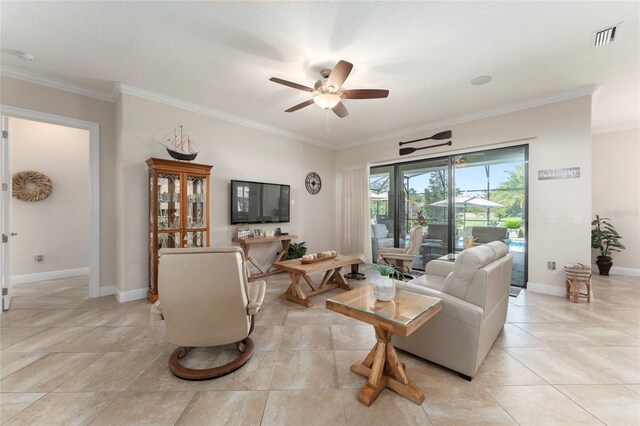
[
  {"xmin": 186, "ymin": 175, "xmax": 207, "ymax": 230},
  {"xmin": 185, "ymin": 231, "xmax": 207, "ymax": 248},
  {"xmin": 157, "ymin": 173, "xmax": 181, "ymax": 231}
]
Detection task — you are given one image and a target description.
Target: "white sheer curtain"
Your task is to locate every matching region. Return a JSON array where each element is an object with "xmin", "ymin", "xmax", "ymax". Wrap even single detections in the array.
[{"xmin": 341, "ymin": 163, "xmax": 372, "ymax": 263}]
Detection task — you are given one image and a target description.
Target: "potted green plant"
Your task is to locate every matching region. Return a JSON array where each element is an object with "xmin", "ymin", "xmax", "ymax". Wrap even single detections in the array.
[
  {"xmin": 503, "ymin": 219, "xmax": 522, "ymax": 239},
  {"xmin": 369, "ymin": 263, "xmax": 402, "ymax": 301},
  {"xmin": 591, "ymin": 215, "xmax": 625, "ymax": 276},
  {"xmin": 285, "ymin": 241, "xmax": 307, "ymax": 260}
]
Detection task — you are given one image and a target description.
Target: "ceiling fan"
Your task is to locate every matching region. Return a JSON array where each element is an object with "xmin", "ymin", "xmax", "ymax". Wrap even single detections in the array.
[{"xmin": 269, "ymin": 60, "xmax": 389, "ymax": 118}]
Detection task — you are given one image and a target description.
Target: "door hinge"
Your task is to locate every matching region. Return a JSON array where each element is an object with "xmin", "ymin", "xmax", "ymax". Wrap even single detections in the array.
[
  {"xmin": 1, "ymin": 183, "xmax": 7, "ymax": 191},
  {"xmin": 1, "ymin": 130, "xmax": 7, "ymax": 139},
  {"xmin": 2, "ymin": 234, "xmax": 7, "ymax": 243}
]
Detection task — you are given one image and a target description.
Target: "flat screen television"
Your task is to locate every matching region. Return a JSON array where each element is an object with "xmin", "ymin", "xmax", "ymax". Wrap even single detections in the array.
[{"xmin": 230, "ymin": 180, "xmax": 290, "ymax": 224}]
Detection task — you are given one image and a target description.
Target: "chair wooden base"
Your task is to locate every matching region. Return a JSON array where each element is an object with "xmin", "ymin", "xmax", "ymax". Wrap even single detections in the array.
[{"xmin": 168, "ymin": 338, "xmax": 254, "ymax": 381}]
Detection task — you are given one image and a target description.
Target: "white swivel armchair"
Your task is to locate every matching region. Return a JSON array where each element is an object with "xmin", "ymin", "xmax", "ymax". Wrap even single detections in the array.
[
  {"xmin": 378, "ymin": 225, "xmax": 424, "ymax": 275},
  {"xmin": 158, "ymin": 247, "xmax": 266, "ymax": 380}
]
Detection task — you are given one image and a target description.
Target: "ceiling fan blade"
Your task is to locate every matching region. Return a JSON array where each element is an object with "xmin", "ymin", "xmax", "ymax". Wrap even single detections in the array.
[
  {"xmin": 332, "ymin": 102, "xmax": 349, "ymax": 118},
  {"xmin": 269, "ymin": 77, "xmax": 314, "ymax": 92},
  {"xmin": 327, "ymin": 60, "xmax": 353, "ymax": 90},
  {"xmin": 399, "ymin": 141, "xmax": 452, "ymax": 156},
  {"xmin": 398, "ymin": 130, "xmax": 453, "ymax": 146},
  {"xmin": 285, "ymin": 99, "xmax": 315, "ymax": 113},
  {"xmin": 341, "ymin": 89, "xmax": 389, "ymax": 99}
]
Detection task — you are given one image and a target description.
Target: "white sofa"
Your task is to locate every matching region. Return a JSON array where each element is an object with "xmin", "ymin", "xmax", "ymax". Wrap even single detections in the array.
[{"xmin": 392, "ymin": 241, "xmax": 512, "ymax": 379}]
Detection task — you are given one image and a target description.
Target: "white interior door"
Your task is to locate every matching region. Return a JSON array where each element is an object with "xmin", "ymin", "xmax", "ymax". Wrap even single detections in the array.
[{"xmin": 1, "ymin": 116, "xmax": 12, "ymax": 310}]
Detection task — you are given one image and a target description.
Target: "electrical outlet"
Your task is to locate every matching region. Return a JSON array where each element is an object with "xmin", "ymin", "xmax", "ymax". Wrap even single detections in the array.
[
  {"xmin": 548, "ymin": 261, "xmax": 556, "ymax": 271},
  {"xmin": 34, "ymin": 255, "xmax": 43, "ymax": 262}
]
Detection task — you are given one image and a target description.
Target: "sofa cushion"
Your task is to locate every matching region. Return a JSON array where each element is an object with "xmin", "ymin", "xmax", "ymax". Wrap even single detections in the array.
[
  {"xmin": 398, "ymin": 281, "xmax": 483, "ymax": 328},
  {"xmin": 407, "ymin": 273, "xmax": 447, "ymax": 292},
  {"xmin": 471, "ymin": 226, "xmax": 508, "ymax": 244},
  {"xmin": 372, "ymin": 224, "xmax": 388, "ymax": 239},
  {"xmin": 486, "ymin": 241, "xmax": 509, "ymax": 258},
  {"xmin": 441, "ymin": 244, "xmax": 496, "ymax": 299}
]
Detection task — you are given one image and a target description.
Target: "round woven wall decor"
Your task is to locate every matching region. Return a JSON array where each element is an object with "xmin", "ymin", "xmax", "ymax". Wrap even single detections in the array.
[{"xmin": 12, "ymin": 171, "xmax": 52, "ymax": 202}]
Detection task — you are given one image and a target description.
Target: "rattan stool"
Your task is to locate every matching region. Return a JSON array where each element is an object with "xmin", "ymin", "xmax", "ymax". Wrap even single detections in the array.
[{"xmin": 564, "ymin": 264, "xmax": 592, "ymax": 303}]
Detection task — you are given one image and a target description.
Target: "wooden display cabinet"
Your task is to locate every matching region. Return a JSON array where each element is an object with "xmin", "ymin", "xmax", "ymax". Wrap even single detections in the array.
[{"xmin": 147, "ymin": 158, "xmax": 213, "ymax": 302}]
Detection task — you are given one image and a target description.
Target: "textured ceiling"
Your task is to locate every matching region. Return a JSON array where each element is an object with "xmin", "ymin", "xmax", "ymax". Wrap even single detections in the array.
[{"xmin": 1, "ymin": 1, "xmax": 638, "ymax": 146}]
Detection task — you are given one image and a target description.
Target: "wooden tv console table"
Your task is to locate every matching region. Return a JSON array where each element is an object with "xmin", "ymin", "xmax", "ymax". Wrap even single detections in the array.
[{"xmin": 232, "ymin": 235, "xmax": 298, "ymax": 281}]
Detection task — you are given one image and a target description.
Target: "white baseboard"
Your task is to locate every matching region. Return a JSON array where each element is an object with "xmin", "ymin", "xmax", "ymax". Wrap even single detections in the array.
[
  {"xmin": 116, "ymin": 287, "xmax": 147, "ymax": 303},
  {"xmin": 99, "ymin": 285, "xmax": 116, "ymax": 297},
  {"xmin": 11, "ymin": 267, "xmax": 89, "ymax": 285},
  {"xmin": 611, "ymin": 266, "xmax": 640, "ymax": 277},
  {"xmin": 526, "ymin": 281, "xmax": 566, "ymax": 297},
  {"xmin": 591, "ymin": 264, "xmax": 640, "ymax": 277}
]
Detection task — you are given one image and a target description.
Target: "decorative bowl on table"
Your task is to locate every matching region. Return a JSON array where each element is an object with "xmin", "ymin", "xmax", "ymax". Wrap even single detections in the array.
[{"xmin": 300, "ymin": 250, "xmax": 337, "ymax": 264}]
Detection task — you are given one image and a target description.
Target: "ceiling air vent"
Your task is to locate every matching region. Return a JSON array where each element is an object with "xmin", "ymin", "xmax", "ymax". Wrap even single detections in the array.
[{"xmin": 592, "ymin": 23, "xmax": 622, "ymax": 48}]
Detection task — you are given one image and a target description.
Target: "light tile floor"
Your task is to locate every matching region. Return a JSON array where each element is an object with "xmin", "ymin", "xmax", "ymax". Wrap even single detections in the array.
[{"xmin": 1, "ymin": 273, "xmax": 639, "ymax": 425}]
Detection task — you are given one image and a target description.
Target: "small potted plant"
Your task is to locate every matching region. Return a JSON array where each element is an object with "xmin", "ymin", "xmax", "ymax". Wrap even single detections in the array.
[
  {"xmin": 369, "ymin": 263, "xmax": 401, "ymax": 301},
  {"xmin": 591, "ymin": 215, "xmax": 625, "ymax": 276},
  {"xmin": 285, "ymin": 241, "xmax": 307, "ymax": 260},
  {"xmin": 504, "ymin": 219, "xmax": 522, "ymax": 239}
]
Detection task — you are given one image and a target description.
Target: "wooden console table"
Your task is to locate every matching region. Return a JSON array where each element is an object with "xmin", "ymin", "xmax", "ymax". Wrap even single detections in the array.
[
  {"xmin": 232, "ymin": 235, "xmax": 297, "ymax": 281},
  {"xmin": 327, "ymin": 285, "xmax": 442, "ymax": 406},
  {"xmin": 273, "ymin": 254, "xmax": 360, "ymax": 308}
]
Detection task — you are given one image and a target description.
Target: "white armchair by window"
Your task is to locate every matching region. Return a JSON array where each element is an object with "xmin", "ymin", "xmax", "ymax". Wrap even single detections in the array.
[{"xmin": 378, "ymin": 225, "xmax": 424, "ymax": 274}]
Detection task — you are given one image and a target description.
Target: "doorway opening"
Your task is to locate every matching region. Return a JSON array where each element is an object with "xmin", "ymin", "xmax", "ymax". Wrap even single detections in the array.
[{"xmin": 1, "ymin": 107, "xmax": 100, "ymax": 311}]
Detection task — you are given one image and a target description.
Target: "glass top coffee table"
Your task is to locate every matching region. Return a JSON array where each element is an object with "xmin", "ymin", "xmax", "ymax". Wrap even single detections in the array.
[{"xmin": 326, "ymin": 285, "xmax": 442, "ymax": 406}]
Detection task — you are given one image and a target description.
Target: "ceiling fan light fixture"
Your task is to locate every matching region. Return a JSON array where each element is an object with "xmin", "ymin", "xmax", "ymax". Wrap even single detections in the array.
[{"xmin": 313, "ymin": 93, "xmax": 341, "ymax": 109}]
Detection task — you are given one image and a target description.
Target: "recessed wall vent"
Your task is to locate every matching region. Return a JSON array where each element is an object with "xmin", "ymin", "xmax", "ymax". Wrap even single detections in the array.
[{"xmin": 592, "ymin": 24, "xmax": 621, "ymax": 48}]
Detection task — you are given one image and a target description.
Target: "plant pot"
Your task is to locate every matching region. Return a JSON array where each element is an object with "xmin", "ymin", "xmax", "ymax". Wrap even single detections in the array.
[
  {"xmin": 373, "ymin": 275, "xmax": 396, "ymax": 301},
  {"xmin": 596, "ymin": 255, "xmax": 613, "ymax": 276}
]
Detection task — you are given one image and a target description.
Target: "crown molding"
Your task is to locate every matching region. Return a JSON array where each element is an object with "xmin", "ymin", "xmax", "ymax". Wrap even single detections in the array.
[
  {"xmin": 0, "ymin": 65, "xmax": 116, "ymax": 102},
  {"xmin": 339, "ymin": 84, "xmax": 600, "ymax": 150},
  {"xmin": 1, "ymin": 65, "xmax": 331, "ymax": 148},
  {"xmin": 592, "ymin": 123, "xmax": 640, "ymax": 134},
  {"xmin": 2, "ymin": 64, "xmax": 604, "ymax": 150},
  {"xmin": 115, "ymin": 82, "xmax": 331, "ymax": 148}
]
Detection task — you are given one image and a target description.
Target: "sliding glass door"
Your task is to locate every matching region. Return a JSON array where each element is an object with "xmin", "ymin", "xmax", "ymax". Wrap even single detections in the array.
[
  {"xmin": 453, "ymin": 147, "xmax": 526, "ymax": 286},
  {"xmin": 397, "ymin": 158, "xmax": 449, "ymax": 270},
  {"xmin": 369, "ymin": 166, "xmax": 396, "ymax": 264},
  {"xmin": 370, "ymin": 145, "xmax": 528, "ymax": 287}
]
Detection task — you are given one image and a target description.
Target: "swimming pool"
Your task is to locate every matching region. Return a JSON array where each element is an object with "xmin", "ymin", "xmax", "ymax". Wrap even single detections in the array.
[{"xmin": 509, "ymin": 239, "xmax": 526, "ymax": 252}]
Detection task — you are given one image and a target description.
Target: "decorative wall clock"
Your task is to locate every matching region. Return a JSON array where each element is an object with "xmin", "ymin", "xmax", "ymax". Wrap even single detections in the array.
[{"xmin": 305, "ymin": 172, "xmax": 321, "ymax": 195}]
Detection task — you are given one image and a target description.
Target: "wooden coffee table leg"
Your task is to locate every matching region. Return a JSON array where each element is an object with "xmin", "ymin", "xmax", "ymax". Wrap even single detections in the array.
[
  {"xmin": 332, "ymin": 267, "xmax": 353, "ymax": 291},
  {"xmin": 350, "ymin": 326, "xmax": 425, "ymax": 406},
  {"xmin": 280, "ymin": 272, "xmax": 313, "ymax": 308}
]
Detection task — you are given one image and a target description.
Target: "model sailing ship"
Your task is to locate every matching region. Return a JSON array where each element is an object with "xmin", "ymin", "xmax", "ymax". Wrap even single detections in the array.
[{"xmin": 157, "ymin": 125, "xmax": 200, "ymax": 161}]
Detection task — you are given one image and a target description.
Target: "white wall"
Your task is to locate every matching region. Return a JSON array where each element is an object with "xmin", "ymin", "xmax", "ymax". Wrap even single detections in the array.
[
  {"xmin": 9, "ymin": 118, "xmax": 90, "ymax": 278},
  {"xmin": 1, "ymin": 76, "xmax": 116, "ymax": 289},
  {"xmin": 335, "ymin": 96, "xmax": 593, "ymax": 294},
  {"xmin": 592, "ymin": 128, "xmax": 640, "ymax": 272},
  {"xmin": 115, "ymin": 93, "xmax": 336, "ymax": 294}
]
